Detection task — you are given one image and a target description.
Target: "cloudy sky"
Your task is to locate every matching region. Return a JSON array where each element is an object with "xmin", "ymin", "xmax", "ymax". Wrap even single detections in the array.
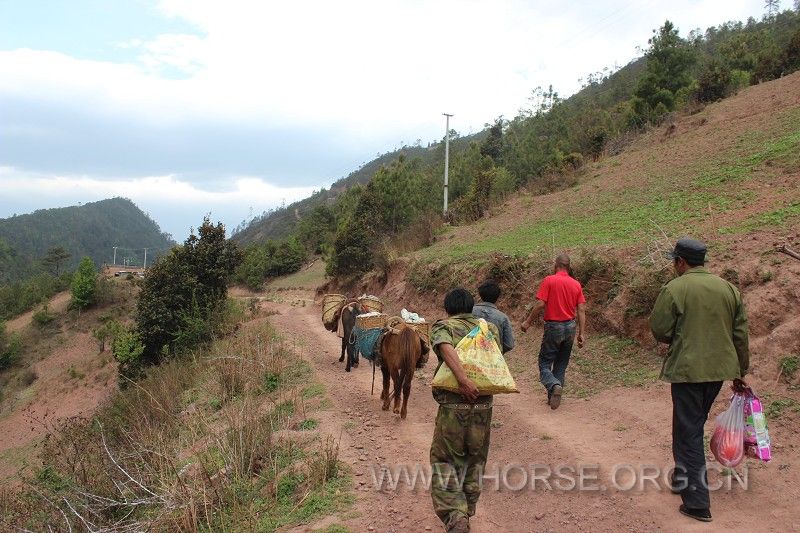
[{"xmin": 0, "ymin": 0, "xmax": 777, "ymax": 241}]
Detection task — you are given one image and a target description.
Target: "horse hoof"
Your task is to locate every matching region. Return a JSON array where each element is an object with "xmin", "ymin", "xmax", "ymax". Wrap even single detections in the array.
[
  {"xmin": 382, "ymin": 404, "xmax": 389, "ymax": 411},
  {"xmin": 401, "ymin": 412, "xmax": 407, "ymax": 420},
  {"xmin": 345, "ymin": 367, "xmax": 351, "ymax": 373},
  {"xmin": 393, "ymin": 408, "xmax": 400, "ymax": 414}
]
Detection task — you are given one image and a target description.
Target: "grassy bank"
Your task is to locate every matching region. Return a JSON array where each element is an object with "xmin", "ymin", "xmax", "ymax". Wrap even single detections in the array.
[{"xmin": 0, "ymin": 309, "xmax": 352, "ymax": 531}]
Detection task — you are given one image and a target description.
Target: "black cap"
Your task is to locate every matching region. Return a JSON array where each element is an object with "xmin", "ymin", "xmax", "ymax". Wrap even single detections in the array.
[{"xmin": 666, "ymin": 238, "xmax": 707, "ymax": 264}]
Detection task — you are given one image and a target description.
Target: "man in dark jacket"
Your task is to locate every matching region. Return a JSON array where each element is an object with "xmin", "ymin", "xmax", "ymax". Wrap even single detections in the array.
[
  {"xmin": 472, "ymin": 279, "xmax": 515, "ymax": 354},
  {"xmin": 649, "ymin": 238, "xmax": 749, "ymax": 523}
]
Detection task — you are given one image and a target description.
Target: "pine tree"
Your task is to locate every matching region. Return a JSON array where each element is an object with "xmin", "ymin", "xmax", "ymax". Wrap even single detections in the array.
[
  {"xmin": 70, "ymin": 256, "xmax": 97, "ymax": 309},
  {"xmin": 631, "ymin": 20, "xmax": 697, "ymax": 123},
  {"xmin": 41, "ymin": 246, "xmax": 71, "ymax": 276},
  {"xmin": 765, "ymin": 0, "xmax": 780, "ymax": 19}
]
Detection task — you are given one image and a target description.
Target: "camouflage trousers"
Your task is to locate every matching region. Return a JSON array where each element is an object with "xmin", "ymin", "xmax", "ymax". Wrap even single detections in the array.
[{"xmin": 429, "ymin": 403, "xmax": 493, "ymax": 526}]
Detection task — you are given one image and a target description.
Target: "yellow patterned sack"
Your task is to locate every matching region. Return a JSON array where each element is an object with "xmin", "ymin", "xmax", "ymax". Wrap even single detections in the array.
[{"xmin": 431, "ymin": 319, "xmax": 519, "ymax": 395}]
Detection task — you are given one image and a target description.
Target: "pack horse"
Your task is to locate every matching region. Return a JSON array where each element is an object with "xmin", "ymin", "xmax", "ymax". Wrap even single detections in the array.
[{"xmin": 379, "ymin": 319, "xmax": 429, "ymax": 419}]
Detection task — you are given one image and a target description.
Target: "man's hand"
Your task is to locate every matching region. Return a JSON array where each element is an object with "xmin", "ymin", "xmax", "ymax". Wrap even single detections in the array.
[
  {"xmin": 440, "ymin": 343, "xmax": 480, "ymax": 402},
  {"xmin": 457, "ymin": 376, "xmax": 480, "ymax": 402},
  {"xmin": 521, "ymin": 300, "xmax": 545, "ymax": 333},
  {"xmin": 577, "ymin": 333, "xmax": 585, "ymax": 348}
]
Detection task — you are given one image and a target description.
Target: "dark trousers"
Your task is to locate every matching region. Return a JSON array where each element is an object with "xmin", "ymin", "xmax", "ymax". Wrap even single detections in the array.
[
  {"xmin": 671, "ymin": 381, "xmax": 723, "ymax": 510},
  {"xmin": 538, "ymin": 320, "xmax": 576, "ymax": 395}
]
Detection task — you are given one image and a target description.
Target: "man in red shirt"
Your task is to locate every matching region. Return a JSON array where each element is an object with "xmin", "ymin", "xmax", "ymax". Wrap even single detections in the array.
[{"xmin": 521, "ymin": 254, "xmax": 586, "ymax": 409}]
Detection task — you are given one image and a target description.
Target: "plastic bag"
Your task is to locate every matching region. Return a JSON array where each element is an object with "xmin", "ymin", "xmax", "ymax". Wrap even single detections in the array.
[
  {"xmin": 431, "ymin": 319, "xmax": 518, "ymax": 395},
  {"xmin": 710, "ymin": 392, "xmax": 745, "ymax": 467},
  {"xmin": 742, "ymin": 386, "xmax": 771, "ymax": 462}
]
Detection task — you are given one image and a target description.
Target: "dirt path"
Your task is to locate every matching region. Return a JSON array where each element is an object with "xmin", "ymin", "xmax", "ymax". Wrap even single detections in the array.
[
  {"xmin": 5, "ymin": 291, "xmax": 71, "ymax": 334},
  {"xmin": 263, "ymin": 291, "xmax": 798, "ymax": 532}
]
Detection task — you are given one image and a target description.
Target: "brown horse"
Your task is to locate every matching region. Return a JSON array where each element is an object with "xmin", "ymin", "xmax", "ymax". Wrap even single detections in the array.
[{"xmin": 378, "ymin": 324, "xmax": 423, "ymax": 419}]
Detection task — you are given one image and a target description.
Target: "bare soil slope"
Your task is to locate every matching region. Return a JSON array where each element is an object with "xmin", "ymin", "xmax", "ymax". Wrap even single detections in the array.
[{"xmin": 0, "ymin": 289, "xmax": 122, "ymax": 484}]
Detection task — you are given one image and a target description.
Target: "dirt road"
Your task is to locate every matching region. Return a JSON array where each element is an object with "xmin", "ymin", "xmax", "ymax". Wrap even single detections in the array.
[
  {"xmin": 264, "ymin": 290, "xmax": 798, "ymax": 532},
  {"xmin": 5, "ymin": 291, "xmax": 71, "ymax": 334}
]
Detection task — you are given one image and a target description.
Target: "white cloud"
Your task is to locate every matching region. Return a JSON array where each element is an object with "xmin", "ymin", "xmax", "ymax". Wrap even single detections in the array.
[
  {"xmin": 1, "ymin": 1, "xmax": 769, "ymax": 140},
  {"xmin": 0, "ymin": 167, "xmax": 319, "ymax": 238}
]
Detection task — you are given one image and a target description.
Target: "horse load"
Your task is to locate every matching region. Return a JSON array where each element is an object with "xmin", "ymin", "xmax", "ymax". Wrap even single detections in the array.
[{"xmin": 351, "ymin": 309, "xmax": 430, "ymax": 367}]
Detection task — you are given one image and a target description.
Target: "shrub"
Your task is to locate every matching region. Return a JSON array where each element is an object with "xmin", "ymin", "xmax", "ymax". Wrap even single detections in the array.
[
  {"xmin": 92, "ymin": 320, "xmax": 121, "ymax": 353},
  {"xmin": 111, "ymin": 327, "xmax": 145, "ymax": 383},
  {"xmin": 18, "ymin": 368, "xmax": 37, "ymax": 386},
  {"xmin": 721, "ymin": 268, "xmax": 740, "ymax": 286},
  {"xmin": 779, "ymin": 355, "xmax": 799, "ymax": 381},
  {"xmin": 697, "ymin": 58, "xmax": 732, "ymax": 102},
  {"xmin": 729, "ymin": 69, "xmax": 751, "ymax": 93},
  {"xmin": 562, "ymin": 152, "xmax": 584, "ymax": 170},
  {"xmin": 572, "ymin": 251, "xmax": 625, "ymax": 301},
  {"xmin": 32, "ymin": 304, "xmax": 55, "ymax": 326},
  {"xmin": 234, "ymin": 238, "xmax": 306, "ymax": 290},
  {"xmin": 0, "ymin": 323, "xmax": 22, "ymax": 371},
  {"xmin": 625, "ymin": 267, "xmax": 674, "ymax": 317}
]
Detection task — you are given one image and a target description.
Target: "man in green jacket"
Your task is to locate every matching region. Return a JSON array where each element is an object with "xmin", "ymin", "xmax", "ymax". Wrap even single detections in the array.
[{"xmin": 649, "ymin": 238, "xmax": 749, "ymax": 523}]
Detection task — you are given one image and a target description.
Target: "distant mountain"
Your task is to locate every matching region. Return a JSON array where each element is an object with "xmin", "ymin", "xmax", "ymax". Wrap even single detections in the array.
[{"xmin": 0, "ymin": 198, "xmax": 175, "ymax": 283}]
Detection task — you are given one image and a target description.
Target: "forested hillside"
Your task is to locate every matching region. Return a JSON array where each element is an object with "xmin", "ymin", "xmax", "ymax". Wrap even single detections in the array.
[
  {"xmin": 0, "ymin": 197, "xmax": 174, "ymax": 284},
  {"xmin": 231, "ymin": 8, "xmax": 800, "ymax": 288},
  {"xmin": 232, "ymin": 143, "xmax": 441, "ymax": 243}
]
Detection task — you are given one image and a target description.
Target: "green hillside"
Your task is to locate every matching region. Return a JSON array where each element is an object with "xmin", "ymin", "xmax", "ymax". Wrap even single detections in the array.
[
  {"xmin": 232, "ymin": 10, "xmax": 800, "ymax": 289},
  {"xmin": 415, "ymin": 75, "xmax": 800, "ymax": 265},
  {"xmin": 0, "ymin": 197, "xmax": 175, "ymax": 284}
]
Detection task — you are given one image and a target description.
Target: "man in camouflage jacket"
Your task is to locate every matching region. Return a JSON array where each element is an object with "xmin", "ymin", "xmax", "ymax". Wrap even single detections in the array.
[{"xmin": 429, "ymin": 288, "xmax": 501, "ymax": 533}]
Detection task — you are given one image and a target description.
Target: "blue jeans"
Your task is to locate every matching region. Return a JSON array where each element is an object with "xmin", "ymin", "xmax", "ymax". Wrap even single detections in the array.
[{"xmin": 538, "ymin": 320, "xmax": 576, "ymax": 395}]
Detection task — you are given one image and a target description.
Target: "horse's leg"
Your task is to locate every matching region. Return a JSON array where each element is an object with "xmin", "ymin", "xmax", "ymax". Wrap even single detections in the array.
[
  {"xmin": 345, "ymin": 339, "xmax": 352, "ymax": 373},
  {"xmin": 400, "ymin": 370, "xmax": 413, "ymax": 419},
  {"xmin": 381, "ymin": 365, "xmax": 391, "ymax": 410},
  {"xmin": 391, "ymin": 367, "xmax": 402, "ymax": 414},
  {"xmin": 339, "ymin": 337, "xmax": 345, "ymax": 362}
]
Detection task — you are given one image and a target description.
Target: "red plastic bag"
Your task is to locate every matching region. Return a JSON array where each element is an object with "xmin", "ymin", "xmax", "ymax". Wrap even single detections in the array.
[{"xmin": 710, "ymin": 392, "xmax": 745, "ymax": 467}]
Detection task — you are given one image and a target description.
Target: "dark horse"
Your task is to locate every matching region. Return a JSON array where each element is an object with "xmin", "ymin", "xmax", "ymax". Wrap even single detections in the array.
[
  {"xmin": 338, "ymin": 302, "xmax": 362, "ymax": 372},
  {"xmin": 378, "ymin": 323, "xmax": 423, "ymax": 419}
]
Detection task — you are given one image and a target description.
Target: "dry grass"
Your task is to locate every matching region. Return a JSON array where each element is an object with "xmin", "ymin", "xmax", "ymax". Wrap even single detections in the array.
[{"xmin": 0, "ymin": 319, "xmax": 349, "ymax": 532}]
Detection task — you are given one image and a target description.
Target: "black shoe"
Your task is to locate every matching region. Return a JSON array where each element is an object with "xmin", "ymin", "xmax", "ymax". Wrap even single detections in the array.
[
  {"xmin": 549, "ymin": 384, "xmax": 563, "ymax": 410},
  {"xmin": 679, "ymin": 505, "xmax": 712, "ymax": 522}
]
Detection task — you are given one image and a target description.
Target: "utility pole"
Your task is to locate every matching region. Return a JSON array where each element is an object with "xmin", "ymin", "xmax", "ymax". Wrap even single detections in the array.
[
  {"xmin": 113, "ymin": 246, "xmax": 118, "ymax": 265},
  {"xmin": 442, "ymin": 113, "xmax": 453, "ymax": 215},
  {"xmin": 143, "ymin": 248, "xmax": 148, "ymax": 269}
]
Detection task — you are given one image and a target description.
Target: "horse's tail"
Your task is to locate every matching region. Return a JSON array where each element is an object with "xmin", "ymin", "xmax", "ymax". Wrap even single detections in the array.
[{"xmin": 398, "ymin": 326, "xmax": 419, "ymax": 391}]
